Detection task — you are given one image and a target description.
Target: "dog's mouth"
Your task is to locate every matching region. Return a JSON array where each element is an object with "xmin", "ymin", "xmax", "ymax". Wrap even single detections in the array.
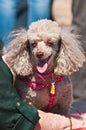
[{"xmin": 37, "ymin": 55, "xmax": 51, "ymax": 74}]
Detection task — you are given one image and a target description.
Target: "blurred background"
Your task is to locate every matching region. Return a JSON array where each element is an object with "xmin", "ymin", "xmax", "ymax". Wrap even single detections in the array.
[{"xmin": 52, "ymin": 0, "xmax": 72, "ymax": 26}]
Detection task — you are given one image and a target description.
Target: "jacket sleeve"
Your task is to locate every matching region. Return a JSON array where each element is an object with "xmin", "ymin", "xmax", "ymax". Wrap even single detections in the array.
[
  {"xmin": 13, "ymin": 100, "xmax": 40, "ymax": 130},
  {"xmin": 0, "ymin": 57, "xmax": 40, "ymax": 130}
]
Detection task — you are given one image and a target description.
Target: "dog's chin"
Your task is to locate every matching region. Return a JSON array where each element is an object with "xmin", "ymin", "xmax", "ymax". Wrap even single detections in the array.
[{"xmin": 35, "ymin": 55, "xmax": 55, "ymax": 74}]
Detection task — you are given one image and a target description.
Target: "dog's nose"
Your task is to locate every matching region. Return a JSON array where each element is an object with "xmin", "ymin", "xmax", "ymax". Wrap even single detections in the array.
[{"xmin": 36, "ymin": 52, "xmax": 43, "ymax": 59}]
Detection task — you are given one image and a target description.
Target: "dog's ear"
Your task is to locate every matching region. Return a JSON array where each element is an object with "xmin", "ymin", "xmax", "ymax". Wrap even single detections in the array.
[
  {"xmin": 5, "ymin": 29, "xmax": 33, "ymax": 76},
  {"xmin": 54, "ymin": 28, "xmax": 85, "ymax": 76}
]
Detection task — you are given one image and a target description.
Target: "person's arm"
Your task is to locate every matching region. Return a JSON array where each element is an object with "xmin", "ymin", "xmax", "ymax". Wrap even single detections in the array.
[
  {"xmin": 34, "ymin": 110, "xmax": 86, "ymax": 130},
  {"xmin": 0, "ymin": 56, "xmax": 40, "ymax": 130}
]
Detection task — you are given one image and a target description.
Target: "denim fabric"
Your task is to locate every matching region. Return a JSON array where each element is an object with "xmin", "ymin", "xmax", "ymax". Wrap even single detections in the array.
[
  {"xmin": 27, "ymin": 0, "xmax": 52, "ymax": 25},
  {"xmin": 0, "ymin": 0, "xmax": 18, "ymax": 45},
  {"xmin": 0, "ymin": 0, "xmax": 52, "ymax": 45}
]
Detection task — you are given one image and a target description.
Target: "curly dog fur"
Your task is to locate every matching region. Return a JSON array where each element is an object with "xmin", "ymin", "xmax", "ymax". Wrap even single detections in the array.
[{"xmin": 4, "ymin": 19, "xmax": 85, "ymax": 115}]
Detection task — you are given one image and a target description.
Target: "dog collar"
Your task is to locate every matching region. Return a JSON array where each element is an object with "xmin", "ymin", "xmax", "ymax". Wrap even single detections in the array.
[{"xmin": 18, "ymin": 74, "xmax": 64, "ymax": 112}]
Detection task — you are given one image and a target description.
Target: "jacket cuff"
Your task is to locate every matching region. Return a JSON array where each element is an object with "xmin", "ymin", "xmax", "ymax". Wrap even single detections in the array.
[
  {"xmin": 13, "ymin": 115, "xmax": 36, "ymax": 130},
  {"xmin": 16, "ymin": 100, "xmax": 40, "ymax": 126}
]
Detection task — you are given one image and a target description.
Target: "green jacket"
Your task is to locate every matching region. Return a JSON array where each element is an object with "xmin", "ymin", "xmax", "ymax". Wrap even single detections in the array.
[{"xmin": 0, "ymin": 57, "xmax": 40, "ymax": 130}]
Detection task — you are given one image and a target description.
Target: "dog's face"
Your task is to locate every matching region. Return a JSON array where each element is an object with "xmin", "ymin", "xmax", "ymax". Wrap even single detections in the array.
[
  {"xmin": 27, "ymin": 20, "xmax": 62, "ymax": 74},
  {"xmin": 28, "ymin": 37, "xmax": 61, "ymax": 74},
  {"xmin": 27, "ymin": 19, "xmax": 85, "ymax": 75},
  {"xmin": 6, "ymin": 19, "xmax": 85, "ymax": 76}
]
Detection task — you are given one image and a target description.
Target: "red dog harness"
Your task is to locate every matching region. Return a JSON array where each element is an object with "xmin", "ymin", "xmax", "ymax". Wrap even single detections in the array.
[{"xmin": 18, "ymin": 72, "xmax": 64, "ymax": 112}]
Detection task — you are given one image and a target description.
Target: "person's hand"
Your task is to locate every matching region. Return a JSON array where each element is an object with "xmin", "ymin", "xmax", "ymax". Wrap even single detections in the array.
[
  {"xmin": 34, "ymin": 110, "xmax": 86, "ymax": 130},
  {"xmin": 70, "ymin": 113, "xmax": 86, "ymax": 130},
  {"xmin": 34, "ymin": 110, "xmax": 70, "ymax": 130}
]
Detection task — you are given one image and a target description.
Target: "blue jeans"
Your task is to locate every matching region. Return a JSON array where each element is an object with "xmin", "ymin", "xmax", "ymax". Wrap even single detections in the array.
[
  {"xmin": 0, "ymin": 0, "xmax": 52, "ymax": 45},
  {"xmin": 0, "ymin": 0, "xmax": 18, "ymax": 45},
  {"xmin": 27, "ymin": 0, "xmax": 52, "ymax": 25}
]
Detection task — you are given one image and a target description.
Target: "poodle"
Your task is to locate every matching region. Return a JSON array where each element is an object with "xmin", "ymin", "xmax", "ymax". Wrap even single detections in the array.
[{"xmin": 4, "ymin": 19, "xmax": 85, "ymax": 115}]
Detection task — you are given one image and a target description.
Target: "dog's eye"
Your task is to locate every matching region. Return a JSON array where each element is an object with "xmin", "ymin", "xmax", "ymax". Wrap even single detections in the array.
[
  {"xmin": 47, "ymin": 41, "xmax": 54, "ymax": 47},
  {"xmin": 31, "ymin": 42, "xmax": 37, "ymax": 48}
]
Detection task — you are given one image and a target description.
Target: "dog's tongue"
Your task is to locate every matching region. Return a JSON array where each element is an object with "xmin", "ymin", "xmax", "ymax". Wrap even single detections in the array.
[{"xmin": 37, "ymin": 60, "xmax": 48, "ymax": 73}]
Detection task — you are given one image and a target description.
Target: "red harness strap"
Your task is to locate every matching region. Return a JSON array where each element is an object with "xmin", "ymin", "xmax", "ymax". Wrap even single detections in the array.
[{"xmin": 18, "ymin": 75, "xmax": 64, "ymax": 112}]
